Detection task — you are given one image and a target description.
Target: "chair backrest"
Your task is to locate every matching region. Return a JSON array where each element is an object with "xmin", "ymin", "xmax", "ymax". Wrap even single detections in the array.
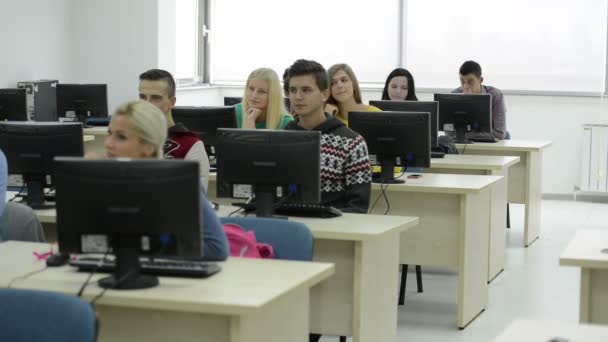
[
  {"xmin": 0, "ymin": 288, "xmax": 97, "ymax": 342},
  {"xmin": 220, "ymin": 217, "xmax": 314, "ymax": 261}
]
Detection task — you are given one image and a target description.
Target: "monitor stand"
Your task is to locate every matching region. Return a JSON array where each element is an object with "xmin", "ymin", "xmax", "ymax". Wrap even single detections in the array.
[
  {"xmin": 373, "ymin": 157, "xmax": 404, "ymax": 184},
  {"xmin": 98, "ymin": 244, "xmax": 159, "ymax": 290},
  {"xmin": 23, "ymin": 175, "xmax": 55, "ymax": 210},
  {"xmin": 453, "ymin": 125, "xmax": 474, "ymax": 144}
]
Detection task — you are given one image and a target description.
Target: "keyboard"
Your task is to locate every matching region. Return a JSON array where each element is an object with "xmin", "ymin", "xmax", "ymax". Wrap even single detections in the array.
[
  {"xmin": 431, "ymin": 151, "xmax": 445, "ymax": 158},
  {"xmin": 240, "ymin": 202, "xmax": 343, "ymax": 218},
  {"xmin": 274, "ymin": 203, "xmax": 343, "ymax": 218},
  {"xmin": 469, "ymin": 137, "xmax": 498, "ymax": 143},
  {"xmin": 70, "ymin": 257, "xmax": 221, "ymax": 278}
]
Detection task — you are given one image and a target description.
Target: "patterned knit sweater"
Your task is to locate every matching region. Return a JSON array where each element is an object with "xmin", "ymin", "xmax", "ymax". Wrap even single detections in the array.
[{"xmin": 285, "ymin": 114, "xmax": 372, "ymax": 213}]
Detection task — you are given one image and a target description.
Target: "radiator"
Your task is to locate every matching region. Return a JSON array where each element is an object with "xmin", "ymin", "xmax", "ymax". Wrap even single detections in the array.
[{"xmin": 580, "ymin": 124, "xmax": 608, "ymax": 192}]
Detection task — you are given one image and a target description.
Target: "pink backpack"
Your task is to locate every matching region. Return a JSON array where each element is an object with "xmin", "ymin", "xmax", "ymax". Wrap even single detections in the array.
[{"xmin": 223, "ymin": 223, "xmax": 275, "ymax": 259}]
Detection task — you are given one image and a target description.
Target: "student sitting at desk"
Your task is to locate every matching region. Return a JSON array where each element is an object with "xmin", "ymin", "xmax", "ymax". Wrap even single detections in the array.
[
  {"xmin": 102, "ymin": 100, "xmax": 229, "ymax": 261},
  {"xmin": 234, "ymin": 68, "xmax": 294, "ymax": 129},
  {"xmin": 138, "ymin": 69, "xmax": 211, "ymax": 191},
  {"xmin": 284, "ymin": 59, "xmax": 371, "ymax": 214},
  {"xmin": 381, "ymin": 67, "xmax": 418, "ymax": 101},
  {"xmin": 452, "ymin": 60, "xmax": 507, "ymax": 140},
  {"xmin": 325, "ymin": 63, "xmax": 381, "ymax": 126}
]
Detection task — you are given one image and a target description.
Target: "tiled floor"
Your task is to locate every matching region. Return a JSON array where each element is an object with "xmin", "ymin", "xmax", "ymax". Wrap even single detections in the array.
[{"xmin": 321, "ymin": 200, "xmax": 608, "ymax": 341}]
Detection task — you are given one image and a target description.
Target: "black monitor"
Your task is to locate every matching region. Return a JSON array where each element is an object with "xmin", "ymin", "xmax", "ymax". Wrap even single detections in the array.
[
  {"xmin": 54, "ymin": 158, "xmax": 202, "ymax": 290},
  {"xmin": 223, "ymin": 96, "xmax": 291, "ymax": 111},
  {"xmin": 0, "ymin": 122, "xmax": 83, "ymax": 208},
  {"xmin": 434, "ymin": 93, "xmax": 492, "ymax": 143},
  {"xmin": 56, "ymin": 84, "xmax": 108, "ymax": 124},
  {"xmin": 172, "ymin": 106, "xmax": 237, "ymax": 158},
  {"xmin": 0, "ymin": 89, "xmax": 28, "ymax": 121},
  {"xmin": 349, "ymin": 111, "xmax": 430, "ymax": 183},
  {"xmin": 216, "ymin": 129, "xmax": 321, "ymax": 217},
  {"xmin": 369, "ymin": 100, "xmax": 439, "ymax": 148}
]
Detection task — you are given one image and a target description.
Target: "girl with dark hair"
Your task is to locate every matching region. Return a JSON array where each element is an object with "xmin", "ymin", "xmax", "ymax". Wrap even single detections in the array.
[{"xmin": 381, "ymin": 68, "xmax": 418, "ymax": 101}]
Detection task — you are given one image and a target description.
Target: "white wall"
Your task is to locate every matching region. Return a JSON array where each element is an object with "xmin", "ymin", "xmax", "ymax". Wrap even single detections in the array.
[
  {"xmin": 0, "ymin": 0, "xmax": 71, "ymax": 87},
  {"xmin": 68, "ymin": 0, "xmax": 160, "ymax": 111},
  {"xmin": 177, "ymin": 86, "xmax": 608, "ymax": 195}
]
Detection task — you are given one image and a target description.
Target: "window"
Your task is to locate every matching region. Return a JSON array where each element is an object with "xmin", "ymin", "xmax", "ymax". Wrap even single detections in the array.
[
  {"xmin": 405, "ymin": 0, "xmax": 608, "ymax": 93},
  {"xmin": 211, "ymin": 0, "xmax": 400, "ymax": 84},
  {"xmin": 175, "ymin": 0, "xmax": 208, "ymax": 83}
]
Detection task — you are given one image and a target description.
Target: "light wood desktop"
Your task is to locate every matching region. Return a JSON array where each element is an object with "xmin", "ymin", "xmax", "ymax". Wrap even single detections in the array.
[
  {"xmin": 369, "ymin": 172, "xmax": 502, "ymax": 329},
  {"xmin": 427, "ymin": 154, "xmax": 520, "ymax": 282},
  {"xmin": 83, "ymin": 127, "xmax": 108, "ymax": 155},
  {"xmin": 22, "ymin": 203, "xmax": 419, "ymax": 342},
  {"xmin": 560, "ymin": 230, "xmax": 608, "ymax": 324},
  {"xmin": 455, "ymin": 139, "xmax": 552, "ymax": 247},
  {"xmin": 0, "ymin": 241, "xmax": 335, "ymax": 342},
  {"xmin": 493, "ymin": 319, "xmax": 608, "ymax": 341}
]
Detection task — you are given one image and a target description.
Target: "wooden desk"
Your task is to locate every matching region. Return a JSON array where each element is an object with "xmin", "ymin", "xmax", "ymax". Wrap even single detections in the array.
[
  {"xmin": 27, "ymin": 205, "xmax": 418, "ymax": 342},
  {"xmin": 428, "ymin": 154, "xmax": 520, "ymax": 282},
  {"xmin": 220, "ymin": 208, "xmax": 418, "ymax": 341},
  {"xmin": 369, "ymin": 173, "xmax": 502, "ymax": 328},
  {"xmin": 560, "ymin": 230, "xmax": 608, "ymax": 324},
  {"xmin": 455, "ymin": 140, "xmax": 552, "ymax": 247},
  {"xmin": 494, "ymin": 319, "xmax": 608, "ymax": 341},
  {"xmin": 0, "ymin": 241, "xmax": 334, "ymax": 342}
]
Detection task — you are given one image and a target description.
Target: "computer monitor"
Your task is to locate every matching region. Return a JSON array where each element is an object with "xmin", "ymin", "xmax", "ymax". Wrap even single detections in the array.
[
  {"xmin": 56, "ymin": 84, "xmax": 108, "ymax": 124},
  {"xmin": 369, "ymin": 100, "xmax": 439, "ymax": 148},
  {"xmin": 216, "ymin": 129, "xmax": 321, "ymax": 217},
  {"xmin": 54, "ymin": 158, "xmax": 202, "ymax": 290},
  {"xmin": 434, "ymin": 93, "xmax": 492, "ymax": 143},
  {"xmin": 0, "ymin": 122, "xmax": 83, "ymax": 208},
  {"xmin": 223, "ymin": 96, "xmax": 292, "ymax": 111},
  {"xmin": 172, "ymin": 106, "xmax": 237, "ymax": 157},
  {"xmin": 0, "ymin": 89, "xmax": 28, "ymax": 121},
  {"xmin": 349, "ymin": 111, "xmax": 430, "ymax": 183}
]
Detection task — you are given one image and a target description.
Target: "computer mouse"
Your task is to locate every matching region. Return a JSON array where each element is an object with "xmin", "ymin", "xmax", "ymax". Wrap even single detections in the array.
[{"xmin": 46, "ymin": 253, "xmax": 70, "ymax": 267}]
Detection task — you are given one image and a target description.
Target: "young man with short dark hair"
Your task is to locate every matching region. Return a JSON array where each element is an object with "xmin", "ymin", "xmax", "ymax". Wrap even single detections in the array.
[
  {"xmin": 284, "ymin": 59, "xmax": 371, "ymax": 214},
  {"xmin": 452, "ymin": 60, "xmax": 507, "ymax": 140},
  {"xmin": 138, "ymin": 69, "xmax": 210, "ymax": 190}
]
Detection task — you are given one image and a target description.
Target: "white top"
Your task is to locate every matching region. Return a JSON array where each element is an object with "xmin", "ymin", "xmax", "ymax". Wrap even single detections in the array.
[
  {"xmin": 493, "ymin": 319, "xmax": 608, "ymax": 341},
  {"xmin": 455, "ymin": 139, "xmax": 552, "ymax": 152},
  {"xmin": 0, "ymin": 241, "xmax": 335, "ymax": 316},
  {"xmin": 560, "ymin": 230, "xmax": 608, "ymax": 269},
  {"xmin": 83, "ymin": 135, "xmax": 94, "ymax": 142},
  {"xmin": 218, "ymin": 207, "xmax": 419, "ymax": 241},
  {"xmin": 371, "ymin": 173, "xmax": 502, "ymax": 195},
  {"xmin": 430, "ymin": 154, "xmax": 520, "ymax": 171}
]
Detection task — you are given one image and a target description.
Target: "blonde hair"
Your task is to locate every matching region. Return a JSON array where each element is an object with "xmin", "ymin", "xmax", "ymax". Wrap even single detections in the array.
[
  {"xmin": 326, "ymin": 63, "xmax": 363, "ymax": 106},
  {"xmin": 112, "ymin": 100, "xmax": 168, "ymax": 158},
  {"xmin": 242, "ymin": 68, "xmax": 287, "ymax": 129}
]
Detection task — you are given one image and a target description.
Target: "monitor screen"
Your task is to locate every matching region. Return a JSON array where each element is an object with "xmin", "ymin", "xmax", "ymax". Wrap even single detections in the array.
[
  {"xmin": 349, "ymin": 111, "xmax": 430, "ymax": 183},
  {"xmin": 215, "ymin": 129, "xmax": 321, "ymax": 217},
  {"xmin": 369, "ymin": 100, "xmax": 438, "ymax": 148},
  {"xmin": 0, "ymin": 122, "xmax": 83, "ymax": 208},
  {"xmin": 54, "ymin": 158, "xmax": 202, "ymax": 289},
  {"xmin": 0, "ymin": 89, "xmax": 28, "ymax": 121},
  {"xmin": 434, "ymin": 93, "xmax": 492, "ymax": 143},
  {"xmin": 171, "ymin": 106, "xmax": 237, "ymax": 157},
  {"xmin": 56, "ymin": 84, "xmax": 108, "ymax": 123}
]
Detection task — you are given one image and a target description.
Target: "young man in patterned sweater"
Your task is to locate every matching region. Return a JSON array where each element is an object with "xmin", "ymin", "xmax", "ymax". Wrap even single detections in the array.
[{"xmin": 284, "ymin": 59, "xmax": 371, "ymax": 214}]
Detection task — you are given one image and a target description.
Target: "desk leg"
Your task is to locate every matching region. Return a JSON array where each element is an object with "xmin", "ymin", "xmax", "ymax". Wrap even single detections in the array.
[
  {"xmin": 458, "ymin": 189, "xmax": 490, "ymax": 328},
  {"xmin": 353, "ymin": 232, "xmax": 400, "ymax": 342},
  {"xmin": 580, "ymin": 268, "xmax": 608, "ymax": 324},
  {"xmin": 488, "ymin": 169, "xmax": 508, "ymax": 282},
  {"xmin": 524, "ymin": 151, "xmax": 542, "ymax": 247}
]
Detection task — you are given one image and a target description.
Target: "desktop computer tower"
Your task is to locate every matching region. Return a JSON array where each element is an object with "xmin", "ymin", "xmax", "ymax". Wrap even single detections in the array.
[{"xmin": 17, "ymin": 80, "xmax": 58, "ymax": 121}]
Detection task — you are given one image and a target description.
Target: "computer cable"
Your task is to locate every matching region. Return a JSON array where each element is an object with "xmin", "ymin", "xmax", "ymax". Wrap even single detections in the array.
[
  {"xmin": 90, "ymin": 269, "xmax": 135, "ymax": 307},
  {"xmin": 9, "ymin": 184, "xmax": 26, "ymax": 202},
  {"xmin": 76, "ymin": 250, "xmax": 110, "ymax": 298},
  {"xmin": 7, "ymin": 266, "xmax": 48, "ymax": 288}
]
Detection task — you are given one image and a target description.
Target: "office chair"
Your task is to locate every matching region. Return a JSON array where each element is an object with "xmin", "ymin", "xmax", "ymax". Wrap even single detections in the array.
[
  {"xmin": 220, "ymin": 217, "xmax": 313, "ymax": 261},
  {"xmin": 0, "ymin": 288, "xmax": 97, "ymax": 342}
]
